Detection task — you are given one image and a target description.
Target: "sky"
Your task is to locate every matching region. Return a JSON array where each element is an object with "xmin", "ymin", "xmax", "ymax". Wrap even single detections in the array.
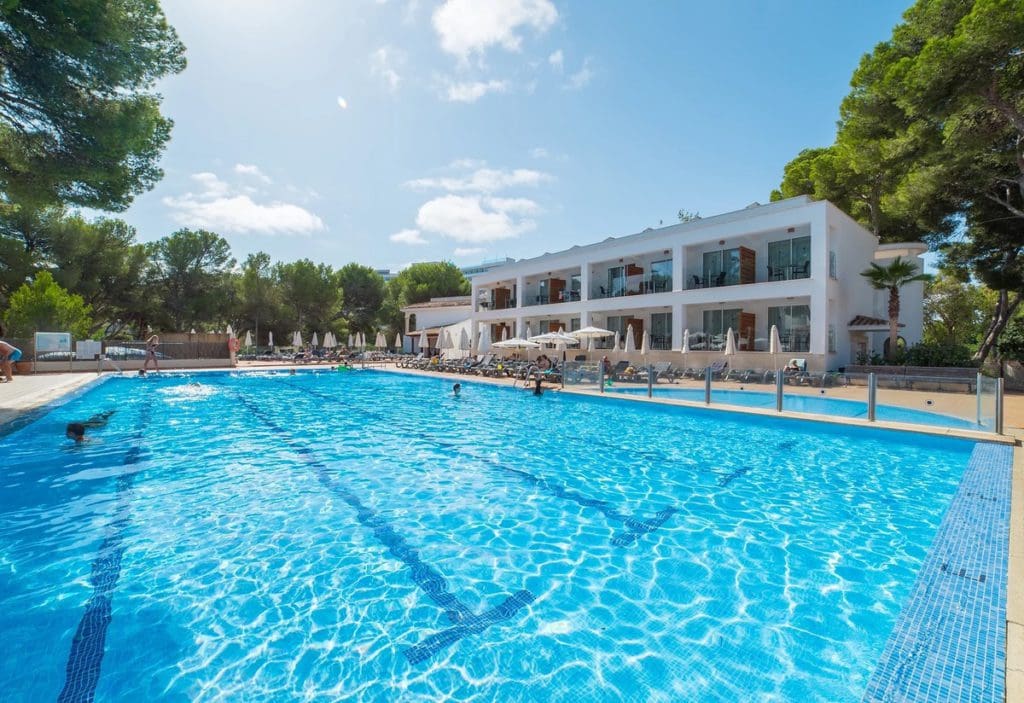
[{"xmin": 120, "ymin": 0, "xmax": 911, "ymax": 273}]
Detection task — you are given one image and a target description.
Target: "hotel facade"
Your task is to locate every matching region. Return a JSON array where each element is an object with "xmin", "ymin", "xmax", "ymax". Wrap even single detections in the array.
[{"xmin": 467, "ymin": 196, "xmax": 927, "ymax": 372}]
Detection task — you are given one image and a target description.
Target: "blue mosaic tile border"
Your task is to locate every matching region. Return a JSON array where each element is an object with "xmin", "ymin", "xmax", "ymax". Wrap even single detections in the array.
[
  {"xmin": 229, "ymin": 389, "xmax": 536, "ymax": 665},
  {"xmin": 862, "ymin": 441, "xmax": 1013, "ymax": 702}
]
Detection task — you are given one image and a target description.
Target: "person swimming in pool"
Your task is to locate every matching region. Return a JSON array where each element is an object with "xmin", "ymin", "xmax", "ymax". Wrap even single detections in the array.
[
  {"xmin": 0, "ymin": 338, "xmax": 23, "ymax": 382},
  {"xmin": 65, "ymin": 410, "xmax": 116, "ymax": 443},
  {"xmin": 453, "ymin": 382, "xmax": 461, "ymax": 396}
]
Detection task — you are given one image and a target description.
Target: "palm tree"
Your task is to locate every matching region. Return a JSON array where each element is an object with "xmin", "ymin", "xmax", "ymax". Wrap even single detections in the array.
[{"xmin": 860, "ymin": 256, "xmax": 930, "ymax": 361}]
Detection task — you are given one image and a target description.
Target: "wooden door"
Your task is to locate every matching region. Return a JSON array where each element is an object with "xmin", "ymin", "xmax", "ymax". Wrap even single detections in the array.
[
  {"xmin": 548, "ymin": 278, "xmax": 565, "ymax": 302},
  {"xmin": 493, "ymin": 287, "xmax": 510, "ymax": 309},
  {"xmin": 739, "ymin": 312, "xmax": 756, "ymax": 350},
  {"xmin": 739, "ymin": 247, "xmax": 756, "ymax": 284}
]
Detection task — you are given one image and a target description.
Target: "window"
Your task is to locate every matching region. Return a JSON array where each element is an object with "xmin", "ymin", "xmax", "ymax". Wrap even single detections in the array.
[
  {"xmin": 828, "ymin": 324, "xmax": 836, "ymax": 353},
  {"xmin": 607, "ymin": 266, "xmax": 625, "ymax": 297},
  {"xmin": 408, "ymin": 313, "xmax": 417, "ymax": 332},
  {"xmin": 768, "ymin": 236, "xmax": 811, "ymax": 279},
  {"xmin": 570, "ymin": 273, "xmax": 581, "ymax": 299},
  {"xmin": 768, "ymin": 305, "xmax": 811, "ymax": 352},
  {"xmin": 605, "ymin": 315, "xmax": 629, "ymax": 348},
  {"xmin": 570, "ymin": 318, "xmax": 581, "ymax": 332},
  {"xmin": 829, "ymin": 250, "xmax": 837, "ymax": 279},
  {"xmin": 701, "ymin": 308, "xmax": 741, "ymax": 350},
  {"xmin": 650, "ymin": 312, "xmax": 672, "ymax": 350},
  {"xmin": 702, "ymin": 248, "xmax": 741, "ymax": 286},
  {"xmin": 650, "ymin": 259, "xmax": 672, "ymax": 293}
]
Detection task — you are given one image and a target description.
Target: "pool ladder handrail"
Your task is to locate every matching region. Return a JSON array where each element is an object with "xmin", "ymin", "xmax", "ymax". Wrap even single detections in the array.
[{"xmin": 514, "ymin": 364, "xmax": 539, "ymax": 389}]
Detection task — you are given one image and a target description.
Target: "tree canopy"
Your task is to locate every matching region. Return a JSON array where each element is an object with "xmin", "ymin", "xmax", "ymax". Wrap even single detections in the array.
[
  {"xmin": 773, "ymin": 0, "xmax": 1024, "ymax": 363},
  {"xmin": 0, "ymin": 0, "xmax": 186, "ymax": 211},
  {"xmin": 4, "ymin": 270, "xmax": 92, "ymax": 338},
  {"xmin": 148, "ymin": 229, "xmax": 235, "ymax": 331},
  {"xmin": 337, "ymin": 263, "xmax": 385, "ymax": 335}
]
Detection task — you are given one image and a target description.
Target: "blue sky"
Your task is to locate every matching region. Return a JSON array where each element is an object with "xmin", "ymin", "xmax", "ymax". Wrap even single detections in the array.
[{"xmin": 121, "ymin": 0, "xmax": 909, "ymax": 272}]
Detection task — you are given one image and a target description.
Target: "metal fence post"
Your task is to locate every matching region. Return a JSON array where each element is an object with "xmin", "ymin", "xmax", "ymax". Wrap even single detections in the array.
[
  {"xmin": 599, "ymin": 363, "xmax": 605, "ymax": 394},
  {"xmin": 868, "ymin": 372, "xmax": 877, "ymax": 422},
  {"xmin": 976, "ymin": 372, "xmax": 983, "ymax": 426},
  {"xmin": 776, "ymin": 369, "xmax": 784, "ymax": 412},
  {"xmin": 704, "ymin": 366, "xmax": 712, "ymax": 405},
  {"xmin": 996, "ymin": 378, "xmax": 1004, "ymax": 435},
  {"xmin": 647, "ymin": 363, "xmax": 653, "ymax": 398}
]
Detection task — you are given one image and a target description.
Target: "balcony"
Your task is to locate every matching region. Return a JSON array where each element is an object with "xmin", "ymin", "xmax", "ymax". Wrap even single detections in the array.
[
  {"xmin": 766, "ymin": 260, "xmax": 810, "ymax": 281},
  {"xmin": 526, "ymin": 290, "xmax": 582, "ymax": 306}
]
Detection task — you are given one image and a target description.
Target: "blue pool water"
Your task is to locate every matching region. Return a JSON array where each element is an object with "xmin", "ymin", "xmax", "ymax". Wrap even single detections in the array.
[
  {"xmin": 0, "ymin": 370, "xmax": 981, "ymax": 701},
  {"xmin": 608, "ymin": 385, "xmax": 983, "ymax": 429}
]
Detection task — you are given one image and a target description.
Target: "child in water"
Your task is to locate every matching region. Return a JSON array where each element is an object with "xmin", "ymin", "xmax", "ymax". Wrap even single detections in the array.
[{"xmin": 65, "ymin": 410, "xmax": 116, "ymax": 443}]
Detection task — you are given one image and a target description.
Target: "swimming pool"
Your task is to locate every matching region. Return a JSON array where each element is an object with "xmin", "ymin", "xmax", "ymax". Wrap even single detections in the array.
[
  {"xmin": 0, "ymin": 370, "xmax": 1005, "ymax": 700},
  {"xmin": 607, "ymin": 385, "xmax": 983, "ymax": 429}
]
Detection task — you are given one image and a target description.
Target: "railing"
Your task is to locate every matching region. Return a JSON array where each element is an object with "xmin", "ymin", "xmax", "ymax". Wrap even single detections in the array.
[
  {"xmin": 559, "ymin": 361, "xmax": 1004, "ymax": 434},
  {"xmin": 591, "ymin": 276, "xmax": 672, "ymax": 299},
  {"xmin": 14, "ymin": 337, "xmax": 231, "ymax": 363},
  {"xmin": 523, "ymin": 291, "xmax": 582, "ymax": 307}
]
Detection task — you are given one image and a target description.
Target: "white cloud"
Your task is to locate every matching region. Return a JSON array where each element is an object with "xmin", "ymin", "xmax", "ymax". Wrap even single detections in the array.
[
  {"xmin": 164, "ymin": 195, "xmax": 325, "ymax": 235},
  {"xmin": 233, "ymin": 163, "xmax": 271, "ymax": 184},
  {"xmin": 432, "ymin": 0, "xmax": 558, "ymax": 59},
  {"xmin": 337, "ymin": 96, "xmax": 348, "ymax": 109},
  {"xmin": 449, "ymin": 157, "xmax": 486, "ymax": 170},
  {"xmin": 416, "ymin": 194, "xmax": 540, "ymax": 242},
  {"xmin": 370, "ymin": 46, "xmax": 402, "ymax": 92},
  {"xmin": 454, "ymin": 247, "xmax": 485, "ymax": 257},
  {"xmin": 445, "ymin": 79, "xmax": 508, "ymax": 103},
  {"xmin": 405, "ymin": 167, "xmax": 551, "ymax": 193},
  {"xmin": 548, "ymin": 49, "xmax": 563, "ymax": 72},
  {"xmin": 529, "ymin": 147, "xmax": 548, "ymax": 159},
  {"xmin": 191, "ymin": 172, "xmax": 231, "ymax": 198},
  {"xmin": 164, "ymin": 170, "xmax": 325, "ymax": 236},
  {"xmin": 389, "ymin": 228, "xmax": 428, "ymax": 245},
  {"xmin": 565, "ymin": 57, "xmax": 594, "ymax": 90}
]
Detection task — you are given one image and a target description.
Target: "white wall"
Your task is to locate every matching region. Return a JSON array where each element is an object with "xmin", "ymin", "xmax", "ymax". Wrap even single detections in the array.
[{"xmin": 826, "ymin": 203, "xmax": 880, "ymax": 366}]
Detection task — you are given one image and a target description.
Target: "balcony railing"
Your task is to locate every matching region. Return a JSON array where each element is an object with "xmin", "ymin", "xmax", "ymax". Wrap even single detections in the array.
[
  {"xmin": 766, "ymin": 261, "xmax": 810, "ymax": 281},
  {"xmin": 523, "ymin": 290, "xmax": 582, "ymax": 306},
  {"xmin": 591, "ymin": 277, "xmax": 672, "ymax": 299},
  {"xmin": 479, "ymin": 298, "xmax": 517, "ymax": 310}
]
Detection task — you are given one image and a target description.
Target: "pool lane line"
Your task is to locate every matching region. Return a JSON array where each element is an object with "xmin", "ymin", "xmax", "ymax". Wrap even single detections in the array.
[
  {"xmin": 58, "ymin": 401, "xmax": 151, "ymax": 703},
  {"xmin": 227, "ymin": 390, "xmax": 536, "ymax": 664},
  {"xmin": 717, "ymin": 466, "xmax": 752, "ymax": 488},
  {"xmin": 283, "ymin": 379, "xmax": 676, "ymax": 547}
]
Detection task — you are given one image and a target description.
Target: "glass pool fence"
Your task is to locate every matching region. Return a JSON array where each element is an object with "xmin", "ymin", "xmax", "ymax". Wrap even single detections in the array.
[{"xmin": 560, "ymin": 361, "xmax": 1004, "ymax": 434}]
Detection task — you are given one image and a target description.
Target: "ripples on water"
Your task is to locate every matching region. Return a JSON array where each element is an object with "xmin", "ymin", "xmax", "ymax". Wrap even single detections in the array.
[{"xmin": 0, "ymin": 370, "xmax": 974, "ymax": 701}]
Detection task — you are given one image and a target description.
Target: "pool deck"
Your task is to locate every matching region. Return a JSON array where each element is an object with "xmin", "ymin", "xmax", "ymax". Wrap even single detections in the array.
[{"xmin": 3, "ymin": 364, "xmax": 1024, "ymax": 699}]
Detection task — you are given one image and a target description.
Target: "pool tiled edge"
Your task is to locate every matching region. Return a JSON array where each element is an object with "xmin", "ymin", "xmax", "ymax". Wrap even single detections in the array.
[
  {"xmin": 862, "ymin": 442, "xmax": 1014, "ymax": 702},
  {"xmin": 1006, "ymin": 437, "xmax": 1024, "ymax": 702},
  {"xmin": 561, "ymin": 386, "xmax": 1015, "ymax": 445}
]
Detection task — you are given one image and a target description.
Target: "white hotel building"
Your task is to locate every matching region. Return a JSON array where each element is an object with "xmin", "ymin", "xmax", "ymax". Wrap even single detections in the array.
[{"xmin": 468, "ymin": 196, "xmax": 927, "ymax": 372}]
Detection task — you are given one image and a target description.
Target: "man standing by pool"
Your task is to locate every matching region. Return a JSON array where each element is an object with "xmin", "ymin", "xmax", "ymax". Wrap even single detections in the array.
[{"xmin": 0, "ymin": 337, "xmax": 22, "ymax": 382}]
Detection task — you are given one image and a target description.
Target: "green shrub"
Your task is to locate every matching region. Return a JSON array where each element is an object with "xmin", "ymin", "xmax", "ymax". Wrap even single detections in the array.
[
  {"xmin": 3, "ymin": 271, "xmax": 93, "ymax": 338},
  {"xmin": 903, "ymin": 341, "xmax": 975, "ymax": 367}
]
